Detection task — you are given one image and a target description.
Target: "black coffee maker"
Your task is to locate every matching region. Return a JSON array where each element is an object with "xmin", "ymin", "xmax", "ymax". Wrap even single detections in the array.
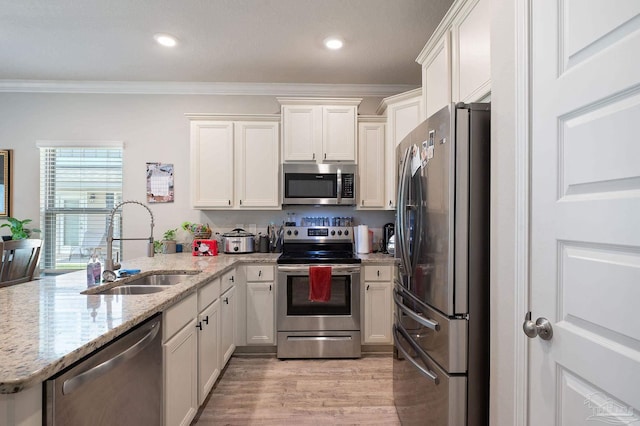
[{"xmin": 382, "ymin": 223, "xmax": 395, "ymax": 254}]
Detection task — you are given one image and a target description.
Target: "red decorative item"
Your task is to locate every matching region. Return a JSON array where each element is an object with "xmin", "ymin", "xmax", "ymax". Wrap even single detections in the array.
[
  {"xmin": 308, "ymin": 266, "xmax": 332, "ymax": 302},
  {"xmin": 192, "ymin": 239, "xmax": 218, "ymax": 256}
]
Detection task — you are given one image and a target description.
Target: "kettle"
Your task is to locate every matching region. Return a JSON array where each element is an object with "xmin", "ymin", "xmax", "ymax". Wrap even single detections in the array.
[
  {"xmin": 382, "ymin": 223, "xmax": 395, "ymax": 254},
  {"xmin": 258, "ymin": 235, "xmax": 270, "ymax": 253}
]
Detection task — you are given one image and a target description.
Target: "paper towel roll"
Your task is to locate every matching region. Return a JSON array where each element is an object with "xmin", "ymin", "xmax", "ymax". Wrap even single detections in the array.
[{"xmin": 356, "ymin": 225, "xmax": 369, "ymax": 254}]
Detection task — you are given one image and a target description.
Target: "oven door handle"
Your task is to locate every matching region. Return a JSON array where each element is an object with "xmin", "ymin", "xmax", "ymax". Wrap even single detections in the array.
[{"xmin": 277, "ymin": 265, "xmax": 360, "ymax": 274}]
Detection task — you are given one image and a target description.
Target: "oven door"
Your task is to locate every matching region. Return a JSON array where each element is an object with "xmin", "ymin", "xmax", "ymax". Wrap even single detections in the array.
[{"xmin": 277, "ymin": 264, "xmax": 361, "ymax": 331}]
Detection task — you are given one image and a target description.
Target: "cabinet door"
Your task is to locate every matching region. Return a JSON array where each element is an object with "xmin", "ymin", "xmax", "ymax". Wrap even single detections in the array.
[
  {"xmin": 322, "ymin": 105, "xmax": 357, "ymax": 162},
  {"xmin": 220, "ymin": 286, "xmax": 236, "ymax": 367},
  {"xmin": 164, "ymin": 319, "xmax": 198, "ymax": 426},
  {"xmin": 246, "ymin": 281, "xmax": 275, "ymax": 345},
  {"xmin": 451, "ymin": 0, "xmax": 491, "ymax": 102},
  {"xmin": 363, "ymin": 281, "xmax": 393, "ymax": 344},
  {"xmin": 190, "ymin": 121, "xmax": 234, "ymax": 208},
  {"xmin": 282, "ymin": 105, "xmax": 319, "ymax": 162},
  {"xmin": 235, "ymin": 121, "xmax": 280, "ymax": 208},
  {"xmin": 197, "ymin": 299, "xmax": 220, "ymax": 405},
  {"xmin": 422, "ymin": 32, "xmax": 451, "ymax": 120},
  {"xmin": 358, "ymin": 122, "xmax": 385, "ymax": 209}
]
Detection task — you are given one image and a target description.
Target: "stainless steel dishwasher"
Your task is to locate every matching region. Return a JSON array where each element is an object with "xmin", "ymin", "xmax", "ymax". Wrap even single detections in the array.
[{"xmin": 45, "ymin": 314, "xmax": 162, "ymax": 425}]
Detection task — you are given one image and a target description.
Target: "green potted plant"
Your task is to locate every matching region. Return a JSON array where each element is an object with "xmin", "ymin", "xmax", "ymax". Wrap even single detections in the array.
[
  {"xmin": 161, "ymin": 228, "xmax": 178, "ymax": 254},
  {"xmin": 181, "ymin": 222, "xmax": 212, "ymax": 239},
  {"xmin": 1, "ymin": 217, "xmax": 41, "ymax": 240}
]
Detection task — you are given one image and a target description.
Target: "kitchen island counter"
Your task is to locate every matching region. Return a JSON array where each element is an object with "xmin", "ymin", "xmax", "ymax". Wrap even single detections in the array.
[{"xmin": 0, "ymin": 252, "xmax": 279, "ymax": 395}]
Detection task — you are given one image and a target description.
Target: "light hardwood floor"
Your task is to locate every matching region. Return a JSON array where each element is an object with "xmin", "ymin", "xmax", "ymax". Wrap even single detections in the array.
[{"xmin": 193, "ymin": 355, "xmax": 400, "ymax": 425}]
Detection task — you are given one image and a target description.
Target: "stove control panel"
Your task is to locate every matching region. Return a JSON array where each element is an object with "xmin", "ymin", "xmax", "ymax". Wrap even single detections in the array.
[{"xmin": 283, "ymin": 226, "xmax": 353, "ymax": 242}]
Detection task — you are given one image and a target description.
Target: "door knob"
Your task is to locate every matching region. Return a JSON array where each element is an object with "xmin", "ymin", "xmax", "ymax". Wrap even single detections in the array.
[{"xmin": 522, "ymin": 312, "xmax": 553, "ymax": 340}]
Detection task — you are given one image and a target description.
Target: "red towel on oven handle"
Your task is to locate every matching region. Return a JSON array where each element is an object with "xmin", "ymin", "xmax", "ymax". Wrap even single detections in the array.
[{"xmin": 309, "ymin": 266, "xmax": 332, "ymax": 302}]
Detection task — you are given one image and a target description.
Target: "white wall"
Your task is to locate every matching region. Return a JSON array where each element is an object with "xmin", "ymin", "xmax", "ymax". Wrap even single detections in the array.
[{"xmin": 0, "ymin": 92, "xmax": 393, "ymax": 259}]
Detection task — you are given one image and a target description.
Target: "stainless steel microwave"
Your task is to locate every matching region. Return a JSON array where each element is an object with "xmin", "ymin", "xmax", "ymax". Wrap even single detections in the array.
[{"xmin": 282, "ymin": 163, "xmax": 357, "ymax": 205}]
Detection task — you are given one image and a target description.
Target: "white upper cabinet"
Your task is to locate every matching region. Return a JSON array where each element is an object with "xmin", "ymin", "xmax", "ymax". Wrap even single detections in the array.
[
  {"xmin": 377, "ymin": 89, "xmax": 423, "ymax": 209},
  {"xmin": 357, "ymin": 117, "xmax": 386, "ymax": 209},
  {"xmin": 279, "ymin": 98, "xmax": 361, "ymax": 164},
  {"xmin": 451, "ymin": 0, "xmax": 491, "ymax": 103},
  {"xmin": 417, "ymin": 0, "xmax": 491, "ymax": 119},
  {"xmin": 187, "ymin": 115, "xmax": 280, "ymax": 210},
  {"xmin": 235, "ymin": 121, "xmax": 280, "ymax": 208},
  {"xmin": 190, "ymin": 121, "xmax": 235, "ymax": 208}
]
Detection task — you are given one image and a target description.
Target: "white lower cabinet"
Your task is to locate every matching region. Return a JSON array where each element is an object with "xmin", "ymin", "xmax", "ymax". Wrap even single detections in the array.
[
  {"xmin": 197, "ymin": 299, "xmax": 220, "ymax": 405},
  {"xmin": 362, "ymin": 265, "xmax": 394, "ymax": 345},
  {"xmin": 163, "ymin": 293, "xmax": 198, "ymax": 426},
  {"xmin": 245, "ymin": 265, "xmax": 276, "ymax": 345},
  {"xmin": 220, "ymin": 285, "xmax": 237, "ymax": 366}
]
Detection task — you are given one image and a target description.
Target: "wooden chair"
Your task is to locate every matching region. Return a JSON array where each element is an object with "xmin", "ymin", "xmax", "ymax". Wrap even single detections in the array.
[{"xmin": 0, "ymin": 239, "xmax": 42, "ymax": 288}]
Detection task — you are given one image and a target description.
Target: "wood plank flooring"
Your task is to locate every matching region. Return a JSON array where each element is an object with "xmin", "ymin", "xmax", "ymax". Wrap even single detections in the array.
[{"xmin": 193, "ymin": 355, "xmax": 400, "ymax": 425}]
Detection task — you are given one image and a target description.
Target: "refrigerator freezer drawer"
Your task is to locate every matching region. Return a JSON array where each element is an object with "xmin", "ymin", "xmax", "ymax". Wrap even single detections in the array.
[
  {"xmin": 393, "ymin": 325, "xmax": 466, "ymax": 426},
  {"xmin": 394, "ymin": 284, "xmax": 468, "ymax": 373}
]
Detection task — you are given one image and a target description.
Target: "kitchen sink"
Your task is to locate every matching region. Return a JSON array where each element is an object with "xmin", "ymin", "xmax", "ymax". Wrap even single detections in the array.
[
  {"xmin": 83, "ymin": 271, "xmax": 201, "ymax": 295},
  {"xmin": 121, "ymin": 272, "xmax": 200, "ymax": 287},
  {"xmin": 97, "ymin": 285, "xmax": 168, "ymax": 295}
]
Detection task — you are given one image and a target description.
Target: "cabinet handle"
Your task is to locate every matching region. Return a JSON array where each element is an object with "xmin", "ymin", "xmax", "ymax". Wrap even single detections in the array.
[
  {"xmin": 312, "ymin": 153, "xmax": 315, "ymax": 160},
  {"xmin": 324, "ymin": 153, "xmax": 327, "ymax": 160},
  {"xmin": 269, "ymin": 284, "xmax": 272, "ymax": 292},
  {"xmin": 377, "ymin": 270, "xmax": 380, "ymax": 277},
  {"xmin": 203, "ymin": 316, "xmax": 209, "ymax": 325},
  {"xmin": 196, "ymin": 322, "xmax": 203, "ymax": 331},
  {"xmin": 389, "ymin": 200, "xmax": 392, "ymax": 207},
  {"xmin": 240, "ymin": 199, "xmax": 242, "ymax": 205},
  {"xmin": 361, "ymin": 200, "xmax": 364, "ymax": 206},
  {"xmin": 228, "ymin": 200, "xmax": 231, "ymax": 206},
  {"xmin": 366, "ymin": 285, "xmax": 370, "ymax": 291},
  {"xmin": 258, "ymin": 270, "xmax": 262, "ymax": 277},
  {"xmin": 224, "ymin": 297, "xmax": 229, "ymax": 304},
  {"xmin": 230, "ymin": 275, "xmax": 234, "ymax": 282}
]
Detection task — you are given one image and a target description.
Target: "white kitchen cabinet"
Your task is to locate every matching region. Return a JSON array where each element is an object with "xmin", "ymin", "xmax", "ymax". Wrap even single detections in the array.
[
  {"xmin": 219, "ymin": 285, "xmax": 236, "ymax": 366},
  {"xmin": 197, "ymin": 277, "xmax": 221, "ymax": 405},
  {"xmin": 420, "ymin": 32, "xmax": 451, "ymax": 120},
  {"xmin": 278, "ymin": 98, "xmax": 361, "ymax": 163},
  {"xmin": 417, "ymin": 0, "xmax": 490, "ymax": 120},
  {"xmin": 362, "ymin": 265, "xmax": 393, "ymax": 345},
  {"xmin": 357, "ymin": 117, "xmax": 386, "ymax": 209},
  {"xmin": 187, "ymin": 115, "xmax": 280, "ymax": 210},
  {"xmin": 189, "ymin": 120, "xmax": 234, "ymax": 208},
  {"xmin": 245, "ymin": 265, "xmax": 275, "ymax": 345},
  {"xmin": 451, "ymin": 0, "xmax": 491, "ymax": 103},
  {"xmin": 163, "ymin": 293, "xmax": 198, "ymax": 426},
  {"xmin": 234, "ymin": 121, "xmax": 280, "ymax": 208},
  {"xmin": 376, "ymin": 89, "xmax": 423, "ymax": 209}
]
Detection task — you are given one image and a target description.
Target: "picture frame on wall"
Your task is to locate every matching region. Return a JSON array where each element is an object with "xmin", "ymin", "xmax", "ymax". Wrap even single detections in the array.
[{"xmin": 0, "ymin": 150, "xmax": 11, "ymax": 218}]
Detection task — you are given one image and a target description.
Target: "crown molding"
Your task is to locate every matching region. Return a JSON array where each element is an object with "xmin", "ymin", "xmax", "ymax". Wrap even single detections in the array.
[{"xmin": 0, "ymin": 80, "xmax": 418, "ymax": 97}]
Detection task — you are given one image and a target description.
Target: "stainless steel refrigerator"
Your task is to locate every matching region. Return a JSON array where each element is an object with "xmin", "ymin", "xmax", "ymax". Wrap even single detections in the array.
[{"xmin": 393, "ymin": 103, "xmax": 490, "ymax": 426}]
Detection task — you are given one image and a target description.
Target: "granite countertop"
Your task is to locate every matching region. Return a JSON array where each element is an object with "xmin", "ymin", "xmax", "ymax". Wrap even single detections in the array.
[
  {"xmin": 0, "ymin": 251, "xmax": 394, "ymax": 394},
  {"xmin": 0, "ymin": 252, "xmax": 278, "ymax": 394}
]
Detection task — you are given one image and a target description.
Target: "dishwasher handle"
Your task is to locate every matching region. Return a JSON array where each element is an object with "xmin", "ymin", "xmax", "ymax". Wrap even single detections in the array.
[{"xmin": 62, "ymin": 319, "xmax": 160, "ymax": 395}]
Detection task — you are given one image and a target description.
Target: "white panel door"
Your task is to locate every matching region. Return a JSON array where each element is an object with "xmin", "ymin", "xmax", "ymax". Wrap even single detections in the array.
[
  {"xmin": 529, "ymin": 1, "xmax": 640, "ymax": 424},
  {"xmin": 282, "ymin": 105, "xmax": 318, "ymax": 162},
  {"xmin": 235, "ymin": 121, "xmax": 280, "ymax": 208},
  {"xmin": 246, "ymin": 282, "xmax": 275, "ymax": 345},
  {"xmin": 190, "ymin": 121, "xmax": 234, "ymax": 208},
  {"xmin": 197, "ymin": 299, "xmax": 220, "ymax": 405},
  {"xmin": 219, "ymin": 286, "xmax": 236, "ymax": 367},
  {"xmin": 422, "ymin": 33, "xmax": 451, "ymax": 120}
]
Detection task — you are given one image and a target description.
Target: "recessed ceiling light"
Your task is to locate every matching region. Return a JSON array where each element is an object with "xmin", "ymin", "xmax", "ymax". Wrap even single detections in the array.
[
  {"xmin": 154, "ymin": 33, "xmax": 178, "ymax": 47},
  {"xmin": 324, "ymin": 37, "xmax": 343, "ymax": 50}
]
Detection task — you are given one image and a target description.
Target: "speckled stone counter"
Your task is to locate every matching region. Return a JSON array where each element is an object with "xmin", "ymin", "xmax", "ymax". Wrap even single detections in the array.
[
  {"xmin": 357, "ymin": 253, "xmax": 398, "ymax": 263},
  {"xmin": 0, "ymin": 252, "xmax": 279, "ymax": 394}
]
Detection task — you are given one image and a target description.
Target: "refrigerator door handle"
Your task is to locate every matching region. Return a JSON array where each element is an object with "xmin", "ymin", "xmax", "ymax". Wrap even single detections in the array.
[
  {"xmin": 393, "ymin": 325, "xmax": 439, "ymax": 384},
  {"xmin": 396, "ymin": 147, "xmax": 412, "ymax": 276},
  {"xmin": 393, "ymin": 288, "xmax": 440, "ymax": 331}
]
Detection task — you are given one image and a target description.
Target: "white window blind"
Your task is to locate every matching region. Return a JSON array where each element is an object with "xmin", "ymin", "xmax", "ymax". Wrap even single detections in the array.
[{"xmin": 39, "ymin": 144, "xmax": 123, "ymax": 271}]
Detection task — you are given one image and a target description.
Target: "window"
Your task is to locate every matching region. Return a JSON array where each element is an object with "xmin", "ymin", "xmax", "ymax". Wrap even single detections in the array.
[{"xmin": 38, "ymin": 142, "xmax": 123, "ymax": 271}]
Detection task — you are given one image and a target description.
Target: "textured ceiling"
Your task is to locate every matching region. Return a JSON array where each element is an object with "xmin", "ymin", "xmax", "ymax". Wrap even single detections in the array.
[{"xmin": 0, "ymin": 0, "xmax": 454, "ymax": 86}]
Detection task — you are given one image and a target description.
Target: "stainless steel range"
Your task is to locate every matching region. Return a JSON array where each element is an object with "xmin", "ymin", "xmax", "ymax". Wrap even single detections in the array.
[{"xmin": 276, "ymin": 226, "xmax": 362, "ymax": 359}]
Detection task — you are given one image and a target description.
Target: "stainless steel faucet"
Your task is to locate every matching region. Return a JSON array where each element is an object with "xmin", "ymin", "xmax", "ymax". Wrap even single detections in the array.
[{"xmin": 104, "ymin": 200, "xmax": 155, "ymax": 277}]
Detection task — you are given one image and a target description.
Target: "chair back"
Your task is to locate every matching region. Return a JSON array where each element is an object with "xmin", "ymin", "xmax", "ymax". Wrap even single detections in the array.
[{"xmin": 0, "ymin": 239, "xmax": 42, "ymax": 288}]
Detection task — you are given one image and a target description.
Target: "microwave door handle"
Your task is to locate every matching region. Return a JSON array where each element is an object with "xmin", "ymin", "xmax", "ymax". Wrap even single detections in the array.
[{"xmin": 336, "ymin": 168, "xmax": 342, "ymax": 204}]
